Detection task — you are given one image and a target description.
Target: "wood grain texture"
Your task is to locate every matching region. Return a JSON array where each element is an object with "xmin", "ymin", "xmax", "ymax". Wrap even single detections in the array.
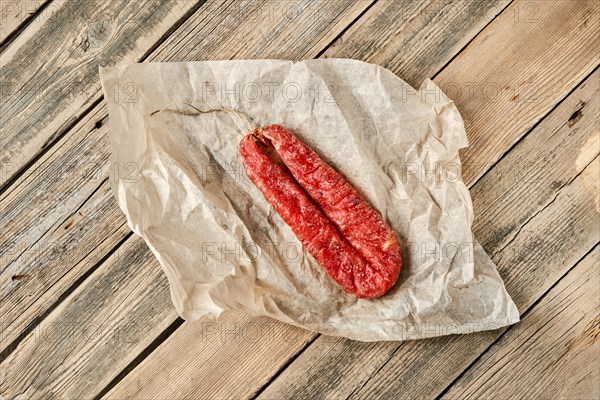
[
  {"xmin": 0, "ymin": 0, "xmax": 48, "ymax": 44},
  {"xmin": 472, "ymin": 73, "xmax": 599, "ymax": 258},
  {"xmin": 0, "ymin": 0, "xmax": 201, "ymax": 189},
  {"xmin": 0, "ymin": 0, "xmax": 374, "ymax": 190},
  {"xmin": 443, "ymin": 245, "xmax": 600, "ymax": 400},
  {"xmin": 254, "ymin": 68, "xmax": 600, "ymax": 400},
  {"xmin": 1, "ymin": 1, "xmax": 598, "ymax": 399},
  {"xmin": 104, "ymin": 312, "xmax": 316, "ymax": 400},
  {"xmin": 0, "ymin": 107, "xmax": 130, "ymax": 357},
  {"xmin": 0, "ymin": 0, "xmax": 373, "ymax": 352},
  {"xmin": 145, "ymin": 0, "xmax": 376, "ymax": 62},
  {"xmin": 435, "ymin": 0, "xmax": 600, "ymax": 186},
  {"xmin": 316, "ymin": 0, "xmax": 599, "ymax": 191},
  {"xmin": 0, "ymin": 235, "xmax": 178, "ymax": 399},
  {"xmin": 322, "ymin": 0, "xmax": 512, "ymax": 88}
]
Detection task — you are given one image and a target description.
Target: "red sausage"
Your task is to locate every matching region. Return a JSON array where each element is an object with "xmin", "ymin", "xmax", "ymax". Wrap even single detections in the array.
[{"xmin": 239, "ymin": 125, "xmax": 401, "ymax": 299}]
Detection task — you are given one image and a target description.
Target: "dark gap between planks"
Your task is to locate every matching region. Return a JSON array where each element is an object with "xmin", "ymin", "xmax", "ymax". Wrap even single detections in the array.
[
  {"xmin": 93, "ymin": 316, "xmax": 185, "ymax": 400},
  {"xmin": 0, "ymin": 230, "xmax": 134, "ymax": 362},
  {"xmin": 470, "ymin": 64, "xmax": 600, "ymax": 191},
  {"xmin": 435, "ymin": 242, "xmax": 600, "ymax": 400},
  {"xmin": 0, "ymin": 0, "xmax": 54, "ymax": 53},
  {"xmin": 249, "ymin": 334, "xmax": 321, "ymax": 400},
  {"xmin": 0, "ymin": 0, "xmax": 208, "ymax": 197},
  {"xmin": 314, "ymin": 0, "xmax": 379, "ymax": 59}
]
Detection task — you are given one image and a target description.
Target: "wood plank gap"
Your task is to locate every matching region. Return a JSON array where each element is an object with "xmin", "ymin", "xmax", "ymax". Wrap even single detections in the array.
[
  {"xmin": 0, "ymin": 0, "xmax": 53, "ymax": 53},
  {"xmin": 314, "ymin": 0, "xmax": 379, "ymax": 58},
  {"xmin": 345, "ymin": 342, "xmax": 405, "ymax": 400},
  {"xmin": 430, "ymin": 0, "xmax": 515, "ymax": 82},
  {"xmin": 0, "ymin": 230, "xmax": 134, "ymax": 361},
  {"xmin": 93, "ymin": 317, "xmax": 185, "ymax": 400},
  {"xmin": 434, "ymin": 241, "xmax": 600, "ymax": 400},
  {"xmin": 0, "ymin": 0, "xmax": 206, "ymax": 195},
  {"xmin": 467, "ymin": 63, "xmax": 600, "ymax": 192},
  {"xmin": 491, "ymin": 151, "xmax": 599, "ymax": 259},
  {"xmin": 250, "ymin": 333, "xmax": 321, "ymax": 400},
  {"xmin": 0, "ymin": 96, "xmax": 104, "ymax": 198},
  {"xmin": 137, "ymin": 0, "xmax": 208, "ymax": 62},
  {"xmin": 2, "ymin": 175, "xmax": 107, "ymax": 273}
]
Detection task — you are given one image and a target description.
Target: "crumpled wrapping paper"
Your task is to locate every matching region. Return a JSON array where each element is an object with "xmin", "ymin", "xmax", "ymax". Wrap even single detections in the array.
[{"xmin": 99, "ymin": 59, "xmax": 519, "ymax": 341}]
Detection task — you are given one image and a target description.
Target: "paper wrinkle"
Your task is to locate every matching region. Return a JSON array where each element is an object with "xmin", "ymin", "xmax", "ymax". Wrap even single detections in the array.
[{"xmin": 99, "ymin": 59, "xmax": 519, "ymax": 341}]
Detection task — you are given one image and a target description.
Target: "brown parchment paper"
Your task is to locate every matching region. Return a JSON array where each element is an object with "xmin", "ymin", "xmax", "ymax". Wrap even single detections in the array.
[{"xmin": 99, "ymin": 59, "xmax": 519, "ymax": 341}]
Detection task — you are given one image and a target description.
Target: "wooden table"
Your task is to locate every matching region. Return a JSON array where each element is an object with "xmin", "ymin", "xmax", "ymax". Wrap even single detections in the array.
[{"xmin": 1, "ymin": 1, "xmax": 598, "ymax": 398}]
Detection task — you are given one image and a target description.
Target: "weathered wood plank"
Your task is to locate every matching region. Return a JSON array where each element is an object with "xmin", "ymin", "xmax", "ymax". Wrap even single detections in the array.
[
  {"xmin": 322, "ymin": 0, "xmax": 599, "ymax": 189},
  {"xmin": 104, "ymin": 311, "xmax": 316, "ymax": 400},
  {"xmin": 0, "ymin": 235, "xmax": 179, "ymax": 399},
  {"xmin": 0, "ymin": 115, "xmax": 126, "ymax": 352},
  {"xmin": 145, "ymin": 0, "xmax": 377, "ymax": 62},
  {"xmin": 0, "ymin": 0, "xmax": 201, "ymax": 189},
  {"xmin": 322, "ymin": 0, "xmax": 512, "ymax": 88},
  {"xmin": 435, "ymin": 0, "xmax": 599, "ymax": 186},
  {"xmin": 471, "ymin": 69, "xmax": 599, "ymax": 306},
  {"xmin": 0, "ymin": 0, "xmax": 373, "ymax": 353},
  {"xmin": 0, "ymin": 185, "xmax": 131, "ymax": 353},
  {"xmin": 254, "ymin": 68, "xmax": 600, "ymax": 399},
  {"xmin": 443, "ymin": 245, "xmax": 600, "ymax": 400},
  {"xmin": 0, "ymin": 0, "xmax": 48, "ymax": 44}
]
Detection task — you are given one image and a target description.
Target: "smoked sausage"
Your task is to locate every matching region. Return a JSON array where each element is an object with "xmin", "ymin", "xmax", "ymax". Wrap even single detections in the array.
[{"xmin": 239, "ymin": 125, "xmax": 401, "ymax": 299}]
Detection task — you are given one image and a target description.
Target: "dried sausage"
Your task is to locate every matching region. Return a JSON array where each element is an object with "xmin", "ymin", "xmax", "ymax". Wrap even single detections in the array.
[{"xmin": 239, "ymin": 125, "xmax": 401, "ymax": 298}]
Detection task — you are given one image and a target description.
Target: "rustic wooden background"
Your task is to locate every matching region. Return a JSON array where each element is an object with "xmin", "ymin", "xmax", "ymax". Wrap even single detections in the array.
[{"xmin": 1, "ymin": 0, "xmax": 598, "ymax": 398}]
